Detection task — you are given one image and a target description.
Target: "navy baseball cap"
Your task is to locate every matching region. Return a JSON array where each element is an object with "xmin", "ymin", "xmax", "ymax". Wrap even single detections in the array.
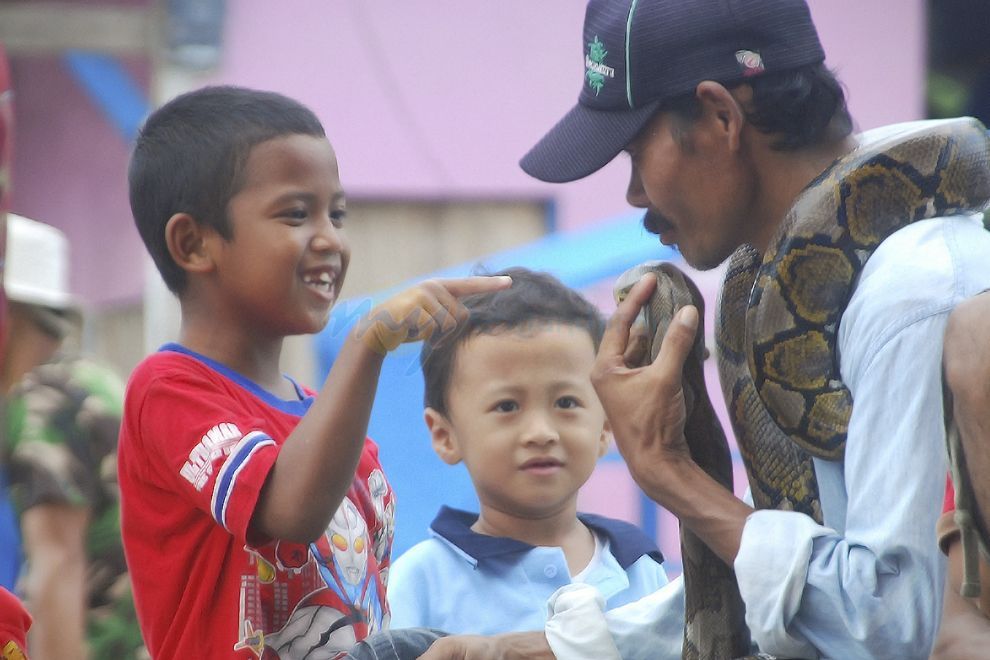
[{"xmin": 521, "ymin": 0, "xmax": 826, "ymax": 183}]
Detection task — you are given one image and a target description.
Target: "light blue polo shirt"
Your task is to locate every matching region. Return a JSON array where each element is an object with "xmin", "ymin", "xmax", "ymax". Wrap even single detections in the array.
[{"xmin": 387, "ymin": 506, "xmax": 669, "ymax": 634}]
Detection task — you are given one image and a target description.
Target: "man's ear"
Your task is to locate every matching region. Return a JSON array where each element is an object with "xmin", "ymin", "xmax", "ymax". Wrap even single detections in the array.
[
  {"xmin": 694, "ymin": 80, "xmax": 746, "ymax": 152},
  {"xmin": 165, "ymin": 212, "xmax": 216, "ymax": 276},
  {"xmin": 425, "ymin": 407, "xmax": 462, "ymax": 465},
  {"xmin": 598, "ymin": 417, "xmax": 613, "ymax": 459}
]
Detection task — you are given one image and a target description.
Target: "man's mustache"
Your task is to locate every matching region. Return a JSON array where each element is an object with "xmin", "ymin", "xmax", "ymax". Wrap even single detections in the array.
[{"xmin": 642, "ymin": 210, "xmax": 673, "ymax": 235}]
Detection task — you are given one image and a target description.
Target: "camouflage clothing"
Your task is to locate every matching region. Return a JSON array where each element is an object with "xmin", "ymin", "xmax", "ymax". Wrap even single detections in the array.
[{"xmin": 2, "ymin": 354, "xmax": 145, "ymax": 658}]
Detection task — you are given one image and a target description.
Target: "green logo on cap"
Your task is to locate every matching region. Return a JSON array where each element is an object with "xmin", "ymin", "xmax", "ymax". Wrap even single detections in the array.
[{"xmin": 585, "ymin": 36, "xmax": 615, "ymax": 96}]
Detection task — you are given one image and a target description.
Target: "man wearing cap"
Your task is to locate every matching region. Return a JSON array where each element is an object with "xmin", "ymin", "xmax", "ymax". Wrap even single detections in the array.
[
  {"xmin": 414, "ymin": 1, "xmax": 990, "ymax": 658},
  {"xmin": 0, "ymin": 214, "xmax": 144, "ymax": 659}
]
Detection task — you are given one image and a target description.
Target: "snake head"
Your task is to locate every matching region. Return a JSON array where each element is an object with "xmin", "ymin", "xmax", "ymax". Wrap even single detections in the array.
[
  {"xmin": 613, "ymin": 260, "xmax": 709, "ymax": 415},
  {"xmin": 613, "ymin": 260, "xmax": 708, "ymax": 360}
]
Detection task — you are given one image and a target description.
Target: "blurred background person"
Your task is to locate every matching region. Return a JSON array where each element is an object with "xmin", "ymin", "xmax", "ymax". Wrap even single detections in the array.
[
  {"xmin": 0, "ymin": 213, "xmax": 143, "ymax": 659},
  {"xmin": 932, "ymin": 291, "xmax": 990, "ymax": 659}
]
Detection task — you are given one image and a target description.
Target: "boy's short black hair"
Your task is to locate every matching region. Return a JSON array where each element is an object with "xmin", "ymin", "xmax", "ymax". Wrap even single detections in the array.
[
  {"xmin": 128, "ymin": 85, "xmax": 327, "ymax": 293},
  {"xmin": 421, "ymin": 267, "xmax": 605, "ymax": 415}
]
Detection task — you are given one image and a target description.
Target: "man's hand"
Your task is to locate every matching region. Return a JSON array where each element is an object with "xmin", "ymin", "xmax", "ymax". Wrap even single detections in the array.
[
  {"xmin": 592, "ymin": 273, "xmax": 698, "ymax": 499},
  {"xmin": 357, "ymin": 276, "xmax": 512, "ymax": 355},
  {"xmin": 418, "ymin": 632, "xmax": 554, "ymax": 660},
  {"xmin": 931, "ymin": 534, "xmax": 990, "ymax": 659}
]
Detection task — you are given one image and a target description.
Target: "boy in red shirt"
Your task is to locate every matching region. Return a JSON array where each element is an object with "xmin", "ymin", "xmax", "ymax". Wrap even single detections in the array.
[
  {"xmin": 0, "ymin": 587, "xmax": 30, "ymax": 660},
  {"xmin": 119, "ymin": 86, "xmax": 508, "ymax": 658}
]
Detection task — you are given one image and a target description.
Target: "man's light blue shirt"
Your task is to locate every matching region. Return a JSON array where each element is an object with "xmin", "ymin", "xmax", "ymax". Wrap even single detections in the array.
[
  {"xmin": 592, "ymin": 215, "xmax": 990, "ymax": 659},
  {"xmin": 387, "ymin": 506, "xmax": 669, "ymax": 635}
]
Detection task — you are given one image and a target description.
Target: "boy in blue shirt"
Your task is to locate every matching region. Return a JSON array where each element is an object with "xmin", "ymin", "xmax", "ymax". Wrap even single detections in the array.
[{"xmin": 387, "ymin": 268, "xmax": 669, "ymax": 634}]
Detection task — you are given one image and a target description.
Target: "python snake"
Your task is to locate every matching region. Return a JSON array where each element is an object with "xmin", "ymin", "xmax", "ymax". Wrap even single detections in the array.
[{"xmin": 613, "ymin": 118, "xmax": 990, "ymax": 659}]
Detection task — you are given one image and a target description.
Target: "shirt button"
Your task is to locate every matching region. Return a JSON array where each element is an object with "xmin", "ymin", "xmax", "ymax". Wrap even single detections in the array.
[{"xmin": 544, "ymin": 565, "xmax": 558, "ymax": 578}]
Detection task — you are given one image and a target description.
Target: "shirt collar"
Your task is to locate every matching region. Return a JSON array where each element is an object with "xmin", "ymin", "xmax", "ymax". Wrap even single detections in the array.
[
  {"xmin": 159, "ymin": 342, "xmax": 313, "ymax": 415},
  {"xmin": 429, "ymin": 505, "xmax": 663, "ymax": 569}
]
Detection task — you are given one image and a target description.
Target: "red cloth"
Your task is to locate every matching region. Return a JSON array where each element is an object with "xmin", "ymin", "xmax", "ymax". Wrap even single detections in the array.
[
  {"xmin": 944, "ymin": 475, "xmax": 956, "ymax": 514},
  {"xmin": 119, "ymin": 348, "xmax": 394, "ymax": 658},
  {"xmin": 0, "ymin": 587, "xmax": 30, "ymax": 659}
]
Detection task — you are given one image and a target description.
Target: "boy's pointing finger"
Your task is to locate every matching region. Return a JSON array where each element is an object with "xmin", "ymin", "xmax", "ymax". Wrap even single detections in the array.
[{"xmin": 439, "ymin": 275, "xmax": 513, "ymax": 298}]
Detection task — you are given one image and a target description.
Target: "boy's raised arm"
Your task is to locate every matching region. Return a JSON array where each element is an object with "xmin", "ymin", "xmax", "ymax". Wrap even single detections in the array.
[{"xmin": 250, "ymin": 275, "xmax": 511, "ymax": 543}]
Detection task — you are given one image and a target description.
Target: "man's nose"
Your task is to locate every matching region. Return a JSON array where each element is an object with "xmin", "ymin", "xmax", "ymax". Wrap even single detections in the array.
[{"xmin": 626, "ymin": 164, "xmax": 648, "ymax": 208}]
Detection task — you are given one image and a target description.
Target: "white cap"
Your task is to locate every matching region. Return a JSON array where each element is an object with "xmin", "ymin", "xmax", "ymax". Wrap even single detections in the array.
[{"xmin": 5, "ymin": 213, "xmax": 72, "ymax": 309}]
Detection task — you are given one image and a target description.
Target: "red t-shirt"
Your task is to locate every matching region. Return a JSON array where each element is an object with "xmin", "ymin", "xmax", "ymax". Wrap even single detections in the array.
[
  {"xmin": 119, "ymin": 345, "xmax": 394, "ymax": 659},
  {"xmin": 945, "ymin": 476, "xmax": 955, "ymax": 513},
  {"xmin": 0, "ymin": 587, "xmax": 30, "ymax": 660}
]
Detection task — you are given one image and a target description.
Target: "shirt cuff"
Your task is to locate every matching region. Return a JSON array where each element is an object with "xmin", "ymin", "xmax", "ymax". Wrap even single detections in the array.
[
  {"xmin": 545, "ymin": 583, "xmax": 621, "ymax": 660},
  {"xmin": 736, "ymin": 509, "xmax": 826, "ymax": 658},
  {"xmin": 603, "ymin": 576, "xmax": 684, "ymax": 659}
]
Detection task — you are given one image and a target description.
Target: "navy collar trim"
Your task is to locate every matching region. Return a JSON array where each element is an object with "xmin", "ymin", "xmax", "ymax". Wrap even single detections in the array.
[
  {"xmin": 160, "ymin": 343, "xmax": 313, "ymax": 416},
  {"xmin": 429, "ymin": 506, "xmax": 663, "ymax": 569}
]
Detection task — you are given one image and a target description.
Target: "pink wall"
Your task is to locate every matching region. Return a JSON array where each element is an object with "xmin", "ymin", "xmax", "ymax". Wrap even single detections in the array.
[
  {"xmin": 9, "ymin": 0, "xmax": 925, "ymax": 306},
  {"xmin": 813, "ymin": 0, "xmax": 927, "ymax": 132},
  {"xmin": 210, "ymin": 0, "xmax": 926, "ymax": 224},
  {"xmin": 10, "ymin": 56, "xmax": 149, "ymax": 307}
]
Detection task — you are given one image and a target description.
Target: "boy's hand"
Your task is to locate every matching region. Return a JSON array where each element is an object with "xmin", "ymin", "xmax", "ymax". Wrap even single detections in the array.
[{"xmin": 357, "ymin": 276, "xmax": 512, "ymax": 355}]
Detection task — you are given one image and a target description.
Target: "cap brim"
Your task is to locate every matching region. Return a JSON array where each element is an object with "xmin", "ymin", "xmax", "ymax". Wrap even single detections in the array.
[
  {"xmin": 4, "ymin": 282, "xmax": 74, "ymax": 310},
  {"xmin": 520, "ymin": 100, "xmax": 661, "ymax": 183}
]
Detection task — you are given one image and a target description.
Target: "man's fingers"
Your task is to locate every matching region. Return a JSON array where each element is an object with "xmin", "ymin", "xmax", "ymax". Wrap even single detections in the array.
[
  {"xmin": 649, "ymin": 305, "xmax": 699, "ymax": 381},
  {"xmin": 416, "ymin": 641, "xmax": 447, "ymax": 660},
  {"xmin": 622, "ymin": 322, "xmax": 650, "ymax": 367},
  {"xmin": 599, "ymin": 274, "xmax": 658, "ymax": 360},
  {"xmin": 437, "ymin": 275, "xmax": 512, "ymax": 298},
  {"xmin": 418, "ymin": 636, "xmax": 477, "ymax": 660}
]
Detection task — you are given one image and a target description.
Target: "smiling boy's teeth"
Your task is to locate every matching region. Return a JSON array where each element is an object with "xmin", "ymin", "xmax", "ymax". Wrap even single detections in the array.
[{"xmin": 304, "ymin": 272, "xmax": 334, "ymax": 287}]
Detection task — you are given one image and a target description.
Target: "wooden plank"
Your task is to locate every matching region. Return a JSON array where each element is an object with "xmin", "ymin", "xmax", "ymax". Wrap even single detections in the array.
[{"xmin": 0, "ymin": 3, "xmax": 153, "ymax": 55}]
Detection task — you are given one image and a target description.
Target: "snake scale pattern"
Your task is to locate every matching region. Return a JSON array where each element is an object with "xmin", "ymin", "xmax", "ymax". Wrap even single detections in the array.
[{"xmin": 614, "ymin": 118, "xmax": 990, "ymax": 659}]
